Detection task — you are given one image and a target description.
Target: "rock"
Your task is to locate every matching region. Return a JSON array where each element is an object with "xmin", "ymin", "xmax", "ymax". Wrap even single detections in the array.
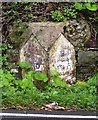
[
  {"xmin": 29, "ymin": 22, "xmax": 64, "ymax": 51},
  {"xmin": 63, "ymin": 19, "xmax": 91, "ymax": 47},
  {"xmin": 20, "ymin": 37, "xmax": 48, "ymax": 73},
  {"xmin": 20, "ymin": 22, "xmax": 65, "ymax": 75},
  {"xmin": 49, "ymin": 33, "xmax": 76, "ymax": 83},
  {"xmin": 77, "ymin": 50, "xmax": 98, "ymax": 80},
  {"xmin": 19, "ymin": 21, "xmax": 94, "ymax": 83},
  {"xmin": 41, "ymin": 102, "xmax": 65, "ymax": 111},
  {"xmin": 78, "ymin": 50, "xmax": 98, "ymax": 65}
]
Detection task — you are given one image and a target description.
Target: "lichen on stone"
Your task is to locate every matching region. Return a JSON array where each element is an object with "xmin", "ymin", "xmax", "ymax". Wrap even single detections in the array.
[{"xmin": 63, "ymin": 19, "xmax": 91, "ymax": 48}]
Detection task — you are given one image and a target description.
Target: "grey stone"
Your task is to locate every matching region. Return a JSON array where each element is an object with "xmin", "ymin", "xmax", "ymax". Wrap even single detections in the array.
[
  {"xmin": 77, "ymin": 50, "xmax": 98, "ymax": 80},
  {"xmin": 63, "ymin": 19, "xmax": 91, "ymax": 47},
  {"xmin": 20, "ymin": 37, "xmax": 48, "ymax": 73},
  {"xmin": 78, "ymin": 50, "xmax": 98, "ymax": 65},
  {"xmin": 49, "ymin": 33, "xmax": 76, "ymax": 83},
  {"xmin": 29, "ymin": 22, "xmax": 64, "ymax": 51},
  {"xmin": 18, "ymin": 21, "xmax": 94, "ymax": 82},
  {"xmin": 20, "ymin": 22, "xmax": 76, "ymax": 83}
]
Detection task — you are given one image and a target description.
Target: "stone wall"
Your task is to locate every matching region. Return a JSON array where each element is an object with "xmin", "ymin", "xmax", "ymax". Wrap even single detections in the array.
[
  {"xmin": 63, "ymin": 19, "xmax": 98, "ymax": 80},
  {"xmin": 77, "ymin": 50, "xmax": 98, "ymax": 80},
  {"xmin": 9, "ymin": 19, "xmax": 98, "ymax": 83}
]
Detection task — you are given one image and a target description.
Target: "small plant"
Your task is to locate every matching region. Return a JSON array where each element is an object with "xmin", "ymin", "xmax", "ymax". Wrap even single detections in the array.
[
  {"xmin": 19, "ymin": 61, "xmax": 31, "ymax": 70},
  {"xmin": 23, "ymin": 13, "xmax": 33, "ymax": 21},
  {"xmin": 51, "ymin": 2, "xmax": 98, "ymax": 21},
  {"xmin": 76, "ymin": 81, "xmax": 88, "ymax": 87},
  {"xmin": 51, "ymin": 9, "xmax": 65, "ymax": 22},
  {"xmin": 74, "ymin": 3, "xmax": 85, "ymax": 10},
  {"xmin": 34, "ymin": 72, "xmax": 48, "ymax": 82},
  {"xmin": 87, "ymin": 73, "xmax": 97, "ymax": 88},
  {"xmin": 12, "ymin": 2, "xmax": 18, "ymax": 11},
  {"xmin": 64, "ymin": 7, "xmax": 77, "ymax": 19},
  {"xmin": 85, "ymin": 3, "xmax": 98, "ymax": 11},
  {"xmin": 1, "ymin": 43, "xmax": 13, "ymax": 69},
  {"xmin": 24, "ymin": 6, "xmax": 32, "ymax": 12},
  {"xmin": 50, "ymin": 69, "xmax": 59, "ymax": 76},
  {"xmin": 50, "ymin": 70, "xmax": 66, "ymax": 88}
]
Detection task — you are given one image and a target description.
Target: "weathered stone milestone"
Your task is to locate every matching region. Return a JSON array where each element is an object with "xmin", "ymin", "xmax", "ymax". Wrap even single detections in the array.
[
  {"xmin": 18, "ymin": 19, "xmax": 93, "ymax": 83},
  {"xmin": 49, "ymin": 33, "xmax": 76, "ymax": 83},
  {"xmin": 20, "ymin": 22, "xmax": 76, "ymax": 83}
]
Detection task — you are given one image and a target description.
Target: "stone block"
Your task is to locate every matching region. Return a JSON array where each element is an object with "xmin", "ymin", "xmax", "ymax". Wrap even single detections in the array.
[
  {"xmin": 20, "ymin": 22, "xmax": 76, "ymax": 83},
  {"xmin": 20, "ymin": 37, "xmax": 48, "ymax": 73},
  {"xmin": 78, "ymin": 50, "xmax": 98, "ymax": 65},
  {"xmin": 29, "ymin": 22, "xmax": 64, "ymax": 51},
  {"xmin": 49, "ymin": 33, "xmax": 76, "ymax": 83},
  {"xmin": 77, "ymin": 50, "xmax": 98, "ymax": 80},
  {"xmin": 63, "ymin": 19, "xmax": 91, "ymax": 47}
]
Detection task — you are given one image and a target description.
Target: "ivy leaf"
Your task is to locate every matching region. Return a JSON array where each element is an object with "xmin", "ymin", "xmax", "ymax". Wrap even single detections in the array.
[
  {"xmin": 52, "ymin": 76, "xmax": 66, "ymax": 87},
  {"xmin": 34, "ymin": 72, "xmax": 48, "ymax": 82},
  {"xmin": 25, "ymin": 71, "xmax": 35, "ymax": 80},
  {"xmin": 74, "ymin": 3, "xmax": 84, "ymax": 10},
  {"xmin": 50, "ymin": 70, "xmax": 59, "ymax": 76},
  {"xmin": 21, "ymin": 78, "xmax": 34, "ymax": 89},
  {"xmin": 19, "ymin": 61, "xmax": 31, "ymax": 69},
  {"xmin": 2, "ymin": 79, "xmax": 9, "ymax": 87},
  {"xmin": 85, "ymin": 3, "xmax": 98, "ymax": 11}
]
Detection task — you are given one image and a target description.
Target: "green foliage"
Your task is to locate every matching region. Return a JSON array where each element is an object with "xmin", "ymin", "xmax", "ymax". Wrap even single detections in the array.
[
  {"xmin": 85, "ymin": 3, "xmax": 98, "ymax": 11},
  {"xmin": 34, "ymin": 72, "xmax": 48, "ymax": 82},
  {"xmin": 19, "ymin": 61, "xmax": 31, "ymax": 70},
  {"xmin": 1, "ymin": 44, "xmax": 8, "ymax": 51},
  {"xmin": 24, "ymin": 71, "xmax": 35, "ymax": 80},
  {"xmin": 51, "ymin": 6, "xmax": 78, "ymax": 21},
  {"xmin": 73, "ymin": 3, "xmax": 98, "ymax": 11},
  {"xmin": 86, "ymin": 73, "xmax": 97, "ymax": 95},
  {"xmin": 74, "ymin": 3, "xmax": 84, "ymax": 10},
  {"xmin": 52, "ymin": 76, "xmax": 66, "ymax": 88},
  {"xmin": 50, "ymin": 69, "xmax": 66, "ymax": 88},
  {"xmin": 1, "ymin": 68, "xmax": 97, "ymax": 110},
  {"xmin": 5, "ymin": 2, "xmax": 32, "ymax": 21},
  {"xmin": 24, "ymin": 6, "xmax": 32, "ymax": 12},
  {"xmin": 50, "ymin": 69, "xmax": 59, "ymax": 76},
  {"xmin": 13, "ymin": 20, "xmax": 28, "ymax": 28},
  {"xmin": 51, "ymin": 2, "xmax": 98, "ymax": 21},
  {"xmin": 5, "ymin": 2, "xmax": 19, "ymax": 20},
  {"xmin": 1, "ymin": 43, "xmax": 13, "ymax": 69},
  {"xmin": 64, "ymin": 7, "xmax": 77, "ymax": 19},
  {"xmin": 51, "ymin": 9, "xmax": 65, "ymax": 22},
  {"xmin": 23, "ymin": 13, "xmax": 33, "ymax": 21},
  {"xmin": 0, "ymin": 70, "xmax": 15, "ymax": 88},
  {"xmin": 10, "ymin": 20, "xmax": 28, "ymax": 44}
]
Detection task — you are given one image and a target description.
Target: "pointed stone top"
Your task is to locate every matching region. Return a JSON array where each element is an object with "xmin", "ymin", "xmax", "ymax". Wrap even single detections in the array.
[{"xmin": 29, "ymin": 22, "xmax": 65, "ymax": 51}]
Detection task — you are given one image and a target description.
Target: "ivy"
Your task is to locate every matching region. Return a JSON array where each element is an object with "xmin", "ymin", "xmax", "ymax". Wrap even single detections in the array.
[{"xmin": 51, "ymin": 2, "xmax": 98, "ymax": 21}]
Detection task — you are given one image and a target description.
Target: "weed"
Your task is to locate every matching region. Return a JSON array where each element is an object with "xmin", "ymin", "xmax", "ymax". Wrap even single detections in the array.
[
  {"xmin": 1, "ymin": 70, "xmax": 97, "ymax": 110},
  {"xmin": 51, "ymin": 9, "xmax": 65, "ymax": 22},
  {"xmin": 51, "ymin": 2, "xmax": 98, "ymax": 21},
  {"xmin": 19, "ymin": 61, "xmax": 31, "ymax": 70}
]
